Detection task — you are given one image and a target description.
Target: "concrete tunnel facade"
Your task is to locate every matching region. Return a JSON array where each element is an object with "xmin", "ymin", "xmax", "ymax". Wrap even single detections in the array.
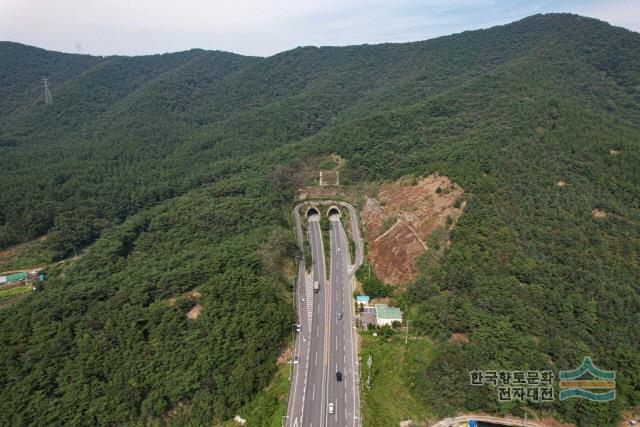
[
  {"xmin": 327, "ymin": 206, "xmax": 341, "ymax": 218},
  {"xmin": 306, "ymin": 206, "xmax": 320, "ymax": 218}
]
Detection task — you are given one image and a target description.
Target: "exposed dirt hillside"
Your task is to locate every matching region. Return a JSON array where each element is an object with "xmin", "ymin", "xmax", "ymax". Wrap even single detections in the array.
[{"xmin": 361, "ymin": 174, "xmax": 464, "ymax": 285}]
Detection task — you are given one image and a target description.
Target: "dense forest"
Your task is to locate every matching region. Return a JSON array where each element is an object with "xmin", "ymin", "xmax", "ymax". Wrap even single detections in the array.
[{"xmin": 0, "ymin": 13, "xmax": 638, "ymax": 426}]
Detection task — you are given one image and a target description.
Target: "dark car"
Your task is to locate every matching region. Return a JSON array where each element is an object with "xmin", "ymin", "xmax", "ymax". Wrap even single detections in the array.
[{"xmin": 336, "ymin": 371, "xmax": 342, "ymax": 382}]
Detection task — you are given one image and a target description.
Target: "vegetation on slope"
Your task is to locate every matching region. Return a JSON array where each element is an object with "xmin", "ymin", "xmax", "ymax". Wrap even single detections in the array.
[
  {"xmin": 360, "ymin": 332, "xmax": 436, "ymax": 426},
  {"xmin": 0, "ymin": 13, "xmax": 638, "ymax": 426},
  {"xmin": 0, "ymin": 174, "xmax": 295, "ymax": 425}
]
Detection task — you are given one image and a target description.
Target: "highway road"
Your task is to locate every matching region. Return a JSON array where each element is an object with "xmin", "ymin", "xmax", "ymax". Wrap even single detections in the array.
[
  {"xmin": 326, "ymin": 208, "xmax": 359, "ymax": 426},
  {"xmin": 302, "ymin": 209, "xmax": 328, "ymax": 426},
  {"xmin": 286, "ymin": 203, "xmax": 362, "ymax": 427}
]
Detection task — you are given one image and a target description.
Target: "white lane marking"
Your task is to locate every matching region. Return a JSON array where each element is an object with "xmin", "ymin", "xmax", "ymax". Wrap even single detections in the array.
[
  {"xmin": 301, "ymin": 321, "xmax": 311, "ymax": 427},
  {"xmin": 289, "ymin": 269, "xmax": 304, "ymax": 426},
  {"xmin": 313, "ymin": 384, "xmax": 316, "ymax": 401},
  {"xmin": 335, "ymin": 217, "xmax": 360, "ymax": 427},
  {"xmin": 294, "ymin": 210, "xmax": 313, "ymax": 427},
  {"xmin": 315, "ymin": 351, "xmax": 318, "ymax": 367},
  {"xmin": 317, "ymin": 221, "xmax": 330, "ymax": 427},
  {"xmin": 292, "ymin": 204, "xmax": 363, "ymax": 427},
  {"xmin": 305, "ymin": 273, "xmax": 313, "ymax": 327}
]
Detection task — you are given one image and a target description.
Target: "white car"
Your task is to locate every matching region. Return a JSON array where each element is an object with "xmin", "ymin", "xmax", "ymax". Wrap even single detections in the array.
[{"xmin": 328, "ymin": 403, "xmax": 334, "ymax": 414}]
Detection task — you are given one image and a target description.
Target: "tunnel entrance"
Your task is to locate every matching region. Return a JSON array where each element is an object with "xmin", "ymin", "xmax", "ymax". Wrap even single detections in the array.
[
  {"xmin": 306, "ymin": 207, "xmax": 319, "ymax": 218},
  {"xmin": 327, "ymin": 206, "xmax": 341, "ymax": 217}
]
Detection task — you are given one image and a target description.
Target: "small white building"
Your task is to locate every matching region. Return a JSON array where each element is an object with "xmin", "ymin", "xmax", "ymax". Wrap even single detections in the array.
[{"xmin": 374, "ymin": 304, "xmax": 402, "ymax": 326}]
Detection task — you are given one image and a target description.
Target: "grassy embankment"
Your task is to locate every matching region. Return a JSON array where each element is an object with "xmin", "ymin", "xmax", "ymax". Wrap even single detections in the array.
[
  {"xmin": 0, "ymin": 285, "xmax": 32, "ymax": 300},
  {"xmin": 360, "ymin": 332, "xmax": 437, "ymax": 427},
  {"xmin": 217, "ymin": 361, "xmax": 290, "ymax": 427},
  {"xmin": 0, "ymin": 237, "xmax": 52, "ymax": 272}
]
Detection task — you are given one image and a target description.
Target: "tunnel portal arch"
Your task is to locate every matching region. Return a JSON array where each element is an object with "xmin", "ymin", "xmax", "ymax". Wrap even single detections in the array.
[
  {"xmin": 327, "ymin": 206, "xmax": 341, "ymax": 217},
  {"xmin": 306, "ymin": 207, "xmax": 320, "ymax": 218}
]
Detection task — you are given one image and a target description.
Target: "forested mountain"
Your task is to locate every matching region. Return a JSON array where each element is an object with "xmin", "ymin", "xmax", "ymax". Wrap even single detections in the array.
[{"xmin": 0, "ymin": 13, "xmax": 638, "ymax": 426}]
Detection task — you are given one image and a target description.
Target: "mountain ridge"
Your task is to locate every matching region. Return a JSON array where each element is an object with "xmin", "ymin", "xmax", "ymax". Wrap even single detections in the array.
[{"xmin": 0, "ymin": 12, "xmax": 638, "ymax": 427}]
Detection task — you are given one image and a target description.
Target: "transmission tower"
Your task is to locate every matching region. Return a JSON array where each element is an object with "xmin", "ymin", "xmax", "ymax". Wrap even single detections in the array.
[{"xmin": 43, "ymin": 77, "xmax": 53, "ymax": 105}]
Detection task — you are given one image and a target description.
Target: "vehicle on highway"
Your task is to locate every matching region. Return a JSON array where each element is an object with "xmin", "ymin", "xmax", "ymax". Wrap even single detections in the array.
[
  {"xmin": 295, "ymin": 323, "xmax": 301, "ymax": 332},
  {"xmin": 328, "ymin": 403, "xmax": 334, "ymax": 414},
  {"xmin": 336, "ymin": 371, "xmax": 342, "ymax": 381},
  {"xmin": 289, "ymin": 355, "xmax": 299, "ymax": 364},
  {"xmin": 313, "ymin": 281, "xmax": 320, "ymax": 293},
  {"xmin": 337, "ymin": 312, "xmax": 342, "ymax": 320}
]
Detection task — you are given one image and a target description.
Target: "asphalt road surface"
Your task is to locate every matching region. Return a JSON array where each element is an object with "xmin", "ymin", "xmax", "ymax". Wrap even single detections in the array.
[
  {"xmin": 302, "ymin": 211, "xmax": 329, "ymax": 426},
  {"xmin": 286, "ymin": 204, "xmax": 361, "ymax": 427},
  {"xmin": 326, "ymin": 210, "xmax": 359, "ymax": 426}
]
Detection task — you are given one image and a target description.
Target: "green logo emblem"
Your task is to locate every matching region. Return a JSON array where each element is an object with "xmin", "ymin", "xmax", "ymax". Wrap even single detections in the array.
[{"xmin": 559, "ymin": 357, "xmax": 615, "ymax": 401}]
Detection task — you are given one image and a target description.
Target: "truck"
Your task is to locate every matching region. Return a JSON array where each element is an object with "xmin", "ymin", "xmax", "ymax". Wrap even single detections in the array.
[{"xmin": 313, "ymin": 281, "xmax": 320, "ymax": 293}]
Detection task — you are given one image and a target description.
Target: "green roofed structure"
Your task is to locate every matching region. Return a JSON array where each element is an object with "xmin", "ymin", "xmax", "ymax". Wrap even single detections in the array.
[
  {"xmin": 374, "ymin": 304, "xmax": 402, "ymax": 326},
  {"xmin": 0, "ymin": 272, "xmax": 28, "ymax": 284}
]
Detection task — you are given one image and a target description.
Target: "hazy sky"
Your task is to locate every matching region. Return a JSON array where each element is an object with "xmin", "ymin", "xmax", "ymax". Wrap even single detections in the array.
[{"xmin": 1, "ymin": 0, "xmax": 638, "ymax": 57}]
